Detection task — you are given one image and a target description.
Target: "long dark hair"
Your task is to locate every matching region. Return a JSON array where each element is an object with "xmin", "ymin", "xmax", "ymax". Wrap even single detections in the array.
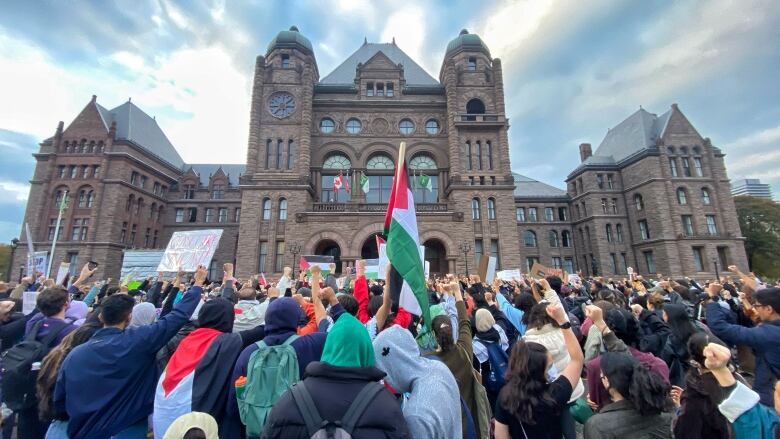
[
  {"xmin": 432, "ymin": 314, "xmax": 455, "ymax": 351},
  {"xmin": 498, "ymin": 341, "xmax": 556, "ymax": 424},
  {"xmin": 522, "ymin": 302, "xmax": 557, "ymax": 329},
  {"xmin": 37, "ymin": 322, "xmax": 102, "ymax": 420},
  {"xmin": 664, "ymin": 304, "xmax": 697, "ymax": 344},
  {"xmin": 600, "ymin": 351, "xmax": 671, "ymax": 416}
]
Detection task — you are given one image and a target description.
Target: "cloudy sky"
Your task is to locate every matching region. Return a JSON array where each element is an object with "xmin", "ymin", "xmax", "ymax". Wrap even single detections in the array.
[{"xmin": 1, "ymin": 0, "xmax": 779, "ymax": 242}]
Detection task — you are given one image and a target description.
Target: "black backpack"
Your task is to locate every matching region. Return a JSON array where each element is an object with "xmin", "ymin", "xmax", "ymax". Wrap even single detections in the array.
[
  {"xmin": 2, "ymin": 320, "xmax": 69, "ymax": 410},
  {"xmin": 289, "ymin": 381, "xmax": 384, "ymax": 439}
]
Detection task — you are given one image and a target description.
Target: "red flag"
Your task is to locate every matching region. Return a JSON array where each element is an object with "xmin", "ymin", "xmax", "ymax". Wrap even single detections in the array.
[
  {"xmin": 333, "ymin": 172, "xmax": 343, "ymax": 191},
  {"xmin": 259, "ymin": 273, "xmax": 268, "ymax": 287},
  {"xmin": 376, "ymin": 235, "xmax": 385, "ymax": 252}
]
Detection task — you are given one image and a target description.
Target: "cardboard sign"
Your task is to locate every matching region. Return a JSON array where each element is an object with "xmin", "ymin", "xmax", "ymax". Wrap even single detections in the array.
[
  {"xmin": 157, "ymin": 229, "xmax": 223, "ymax": 272},
  {"xmin": 477, "ymin": 255, "xmax": 489, "ymax": 282},
  {"xmin": 496, "ymin": 269, "xmax": 522, "ymax": 281},
  {"xmin": 529, "ymin": 262, "xmax": 568, "ymax": 282},
  {"xmin": 55, "ymin": 262, "xmax": 70, "ymax": 285},
  {"xmin": 485, "ymin": 257, "xmax": 497, "ymax": 283}
]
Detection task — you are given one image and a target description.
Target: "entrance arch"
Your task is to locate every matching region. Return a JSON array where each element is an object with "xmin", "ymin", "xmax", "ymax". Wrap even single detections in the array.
[
  {"xmin": 315, "ymin": 239, "xmax": 342, "ymax": 274},
  {"xmin": 423, "ymin": 239, "xmax": 447, "ymax": 276},
  {"xmin": 360, "ymin": 233, "xmax": 382, "ymax": 259}
]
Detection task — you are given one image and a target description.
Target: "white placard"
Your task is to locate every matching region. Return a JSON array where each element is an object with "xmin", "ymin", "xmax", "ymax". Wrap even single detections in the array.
[
  {"xmin": 496, "ymin": 269, "xmax": 522, "ymax": 281},
  {"xmin": 55, "ymin": 262, "xmax": 70, "ymax": 285},
  {"xmin": 157, "ymin": 229, "xmax": 224, "ymax": 272},
  {"xmin": 22, "ymin": 290, "xmax": 38, "ymax": 315},
  {"xmin": 485, "ymin": 256, "xmax": 497, "ymax": 283}
]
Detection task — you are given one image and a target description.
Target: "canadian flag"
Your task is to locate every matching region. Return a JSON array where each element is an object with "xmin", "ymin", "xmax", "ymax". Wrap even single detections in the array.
[{"xmin": 344, "ymin": 170, "xmax": 351, "ymax": 194}]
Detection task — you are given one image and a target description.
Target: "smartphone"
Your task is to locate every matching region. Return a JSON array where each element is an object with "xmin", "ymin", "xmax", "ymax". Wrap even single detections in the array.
[{"xmin": 88, "ymin": 260, "xmax": 99, "ymax": 270}]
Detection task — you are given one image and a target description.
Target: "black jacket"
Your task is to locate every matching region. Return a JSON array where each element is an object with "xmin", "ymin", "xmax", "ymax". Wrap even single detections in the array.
[{"xmin": 262, "ymin": 362, "xmax": 410, "ymax": 439}]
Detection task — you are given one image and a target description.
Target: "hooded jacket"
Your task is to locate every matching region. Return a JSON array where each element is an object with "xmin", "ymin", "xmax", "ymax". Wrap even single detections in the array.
[
  {"xmin": 373, "ymin": 325, "xmax": 461, "ymax": 439},
  {"xmin": 263, "ymin": 313, "xmax": 409, "ymax": 438},
  {"xmin": 224, "ymin": 297, "xmax": 326, "ymax": 438},
  {"xmin": 233, "ymin": 299, "xmax": 267, "ymax": 333}
]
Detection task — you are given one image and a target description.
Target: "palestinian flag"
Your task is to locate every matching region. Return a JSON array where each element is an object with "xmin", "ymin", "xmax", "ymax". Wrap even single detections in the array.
[
  {"xmin": 153, "ymin": 328, "xmax": 243, "ymax": 434},
  {"xmin": 363, "ymin": 259, "xmax": 380, "ymax": 280},
  {"xmin": 299, "ymin": 255, "xmax": 334, "ymax": 277},
  {"xmin": 383, "ymin": 142, "xmax": 431, "ymax": 327}
]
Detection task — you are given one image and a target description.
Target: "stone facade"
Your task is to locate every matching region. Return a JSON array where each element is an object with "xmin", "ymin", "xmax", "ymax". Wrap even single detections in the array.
[{"xmin": 10, "ymin": 28, "xmax": 747, "ymax": 281}]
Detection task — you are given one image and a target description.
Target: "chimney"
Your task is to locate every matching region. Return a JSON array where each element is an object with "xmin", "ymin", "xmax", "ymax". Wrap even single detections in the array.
[{"xmin": 579, "ymin": 143, "xmax": 592, "ymax": 162}]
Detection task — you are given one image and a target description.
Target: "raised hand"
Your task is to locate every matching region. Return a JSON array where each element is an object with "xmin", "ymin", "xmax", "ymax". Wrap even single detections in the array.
[
  {"xmin": 706, "ymin": 282, "xmax": 723, "ymax": 298},
  {"xmin": 311, "ymin": 265, "xmax": 322, "ymax": 280},
  {"xmin": 584, "ymin": 304, "xmax": 603, "ymax": 324},
  {"xmin": 702, "ymin": 343, "xmax": 731, "ymax": 370},
  {"xmin": 545, "ymin": 303, "xmax": 568, "ymax": 325},
  {"xmin": 193, "ymin": 265, "xmax": 208, "ymax": 286}
]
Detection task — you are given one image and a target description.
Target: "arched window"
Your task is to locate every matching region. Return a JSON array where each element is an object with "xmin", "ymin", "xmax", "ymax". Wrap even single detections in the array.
[
  {"xmin": 616, "ymin": 224, "xmax": 623, "ymax": 242},
  {"xmin": 97, "ymin": 141, "xmax": 104, "ymax": 153},
  {"xmin": 487, "ymin": 198, "xmax": 496, "ymax": 220},
  {"xmin": 279, "ymin": 198, "xmax": 287, "ymax": 220},
  {"xmin": 425, "ymin": 119, "xmax": 439, "ymax": 135},
  {"xmin": 54, "ymin": 188, "xmax": 69, "ymax": 208},
  {"xmin": 150, "ymin": 202, "xmax": 157, "ymax": 219},
  {"xmin": 471, "ymin": 198, "xmax": 481, "ymax": 220},
  {"xmin": 677, "ymin": 188, "xmax": 688, "ymax": 205},
  {"xmin": 126, "ymin": 194, "xmax": 134, "ymax": 212},
  {"xmin": 88, "ymin": 141, "xmax": 95, "ymax": 153},
  {"xmin": 549, "ymin": 231, "xmax": 559, "ymax": 247},
  {"xmin": 262, "ymin": 198, "xmax": 271, "ymax": 220},
  {"xmin": 524, "ymin": 231, "xmax": 537, "ymax": 247},
  {"xmin": 136, "ymin": 198, "xmax": 144, "ymax": 215},
  {"xmin": 322, "ymin": 153, "xmax": 352, "ymax": 202},
  {"xmin": 78, "ymin": 190, "xmax": 88, "ymax": 208},
  {"xmin": 366, "ymin": 154, "xmax": 394, "ymax": 170},
  {"xmin": 409, "ymin": 154, "xmax": 438, "ymax": 203},
  {"xmin": 701, "ymin": 188, "xmax": 712, "ymax": 205},
  {"xmin": 634, "ymin": 194, "xmax": 644, "ymax": 211},
  {"xmin": 606, "ymin": 224, "xmax": 613, "ymax": 242},
  {"xmin": 399, "ymin": 119, "xmax": 415, "ymax": 135},
  {"xmin": 319, "ymin": 118, "xmax": 335, "ymax": 134},
  {"xmin": 561, "ymin": 230, "xmax": 571, "ymax": 247},
  {"xmin": 345, "ymin": 118, "xmax": 362, "ymax": 134},
  {"xmin": 466, "ymin": 98, "xmax": 486, "ymax": 114}
]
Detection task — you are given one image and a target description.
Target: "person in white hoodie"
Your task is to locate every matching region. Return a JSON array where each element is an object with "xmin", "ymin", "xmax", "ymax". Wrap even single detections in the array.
[
  {"xmin": 232, "ymin": 285, "xmax": 271, "ymax": 332},
  {"xmin": 522, "ymin": 278, "xmax": 585, "ymax": 439}
]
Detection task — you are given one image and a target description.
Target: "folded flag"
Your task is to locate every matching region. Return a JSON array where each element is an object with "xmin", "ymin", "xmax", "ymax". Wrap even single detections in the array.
[
  {"xmin": 299, "ymin": 255, "xmax": 334, "ymax": 277},
  {"xmin": 383, "ymin": 142, "xmax": 430, "ymax": 328}
]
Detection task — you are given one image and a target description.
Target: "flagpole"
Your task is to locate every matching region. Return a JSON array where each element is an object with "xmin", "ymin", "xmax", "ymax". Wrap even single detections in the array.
[{"xmin": 47, "ymin": 190, "xmax": 68, "ymax": 278}]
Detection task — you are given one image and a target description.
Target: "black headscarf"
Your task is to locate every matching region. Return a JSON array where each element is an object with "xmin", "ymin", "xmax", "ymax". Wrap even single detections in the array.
[{"xmin": 196, "ymin": 298, "xmax": 235, "ymax": 333}]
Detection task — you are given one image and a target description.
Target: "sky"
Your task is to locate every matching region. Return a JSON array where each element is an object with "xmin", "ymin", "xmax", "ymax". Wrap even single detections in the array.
[{"xmin": 1, "ymin": 0, "xmax": 779, "ymax": 243}]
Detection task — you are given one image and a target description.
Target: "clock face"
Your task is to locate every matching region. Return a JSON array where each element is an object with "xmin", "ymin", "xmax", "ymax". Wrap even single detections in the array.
[{"xmin": 268, "ymin": 93, "xmax": 296, "ymax": 118}]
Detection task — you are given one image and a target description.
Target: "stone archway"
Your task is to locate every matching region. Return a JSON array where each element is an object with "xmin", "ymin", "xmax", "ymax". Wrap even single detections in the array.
[
  {"xmin": 422, "ymin": 238, "xmax": 447, "ymax": 276},
  {"xmin": 360, "ymin": 233, "xmax": 382, "ymax": 259},
  {"xmin": 314, "ymin": 239, "xmax": 342, "ymax": 274}
]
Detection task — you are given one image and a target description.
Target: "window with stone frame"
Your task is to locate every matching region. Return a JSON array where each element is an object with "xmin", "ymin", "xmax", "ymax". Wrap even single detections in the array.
[{"xmin": 211, "ymin": 184, "xmax": 225, "ymax": 200}]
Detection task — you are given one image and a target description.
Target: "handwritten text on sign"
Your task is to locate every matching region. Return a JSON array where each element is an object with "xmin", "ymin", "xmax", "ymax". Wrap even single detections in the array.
[{"xmin": 156, "ymin": 229, "xmax": 223, "ymax": 272}]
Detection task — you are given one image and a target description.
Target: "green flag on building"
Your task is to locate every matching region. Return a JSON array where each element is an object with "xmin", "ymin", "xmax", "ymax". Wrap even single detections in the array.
[
  {"xmin": 419, "ymin": 173, "xmax": 432, "ymax": 192},
  {"xmin": 360, "ymin": 174, "xmax": 369, "ymax": 194}
]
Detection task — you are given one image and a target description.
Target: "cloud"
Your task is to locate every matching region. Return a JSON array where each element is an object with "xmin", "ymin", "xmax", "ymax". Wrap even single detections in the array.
[
  {"xmin": 380, "ymin": 5, "xmax": 435, "ymax": 74},
  {"xmin": 722, "ymin": 122, "xmax": 780, "ymax": 195}
]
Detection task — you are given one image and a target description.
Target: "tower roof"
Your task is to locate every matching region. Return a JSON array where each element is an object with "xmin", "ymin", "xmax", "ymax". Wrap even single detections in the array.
[
  {"xmin": 266, "ymin": 26, "xmax": 314, "ymax": 56},
  {"xmin": 319, "ymin": 42, "xmax": 439, "ymax": 86},
  {"xmin": 445, "ymin": 29, "xmax": 491, "ymax": 58}
]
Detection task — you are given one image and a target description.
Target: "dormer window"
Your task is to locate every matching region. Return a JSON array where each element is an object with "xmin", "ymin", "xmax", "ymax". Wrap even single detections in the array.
[
  {"xmin": 366, "ymin": 82, "xmax": 374, "ymax": 97},
  {"xmin": 376, "ymin": 83, "xmax": 384, "ymax": 97},
  {"xmin": 281, "ymin": 54, "xmax": 291, "ymax": 69},
  {"xmin": 468, "ymin": 57, "xmax": 477, "ymax": 71},
  {"xmin": 386, "ymin": 83, "xmax": 394, "ymax": 97}
]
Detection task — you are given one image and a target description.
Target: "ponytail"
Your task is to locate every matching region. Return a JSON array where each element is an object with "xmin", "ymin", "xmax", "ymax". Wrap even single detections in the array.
[{"xmin": 432, "ymin": 314, "xmax": 454, "ymax": 351}]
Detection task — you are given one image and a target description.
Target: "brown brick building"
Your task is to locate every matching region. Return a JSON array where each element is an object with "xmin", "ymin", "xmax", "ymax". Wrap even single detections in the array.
[{"xmin": 11, "ymin": 27, "xmax": 747, "ymax": 280}]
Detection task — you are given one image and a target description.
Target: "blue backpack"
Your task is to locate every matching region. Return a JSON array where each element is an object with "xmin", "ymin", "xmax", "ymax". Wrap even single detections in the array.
[{"xmin": 484, "ymin": 342, "xmax": 509, "ymax": 394}]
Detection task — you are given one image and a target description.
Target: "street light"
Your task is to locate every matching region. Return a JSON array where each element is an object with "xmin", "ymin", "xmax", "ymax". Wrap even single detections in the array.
[
  {"xmin": 713, "ymin": 257, "xmax": 720, "ymax": 281},
  {"xmin": 289, "ymin": 242, "xmax": 303, "ymax": 276},
  {"xmin": 6, "ymin": 238, "xmax": 19, "ymax": 282},
  {"xmin": 459, "ymin": 241, "xmax": 472, "ymax": 276}
]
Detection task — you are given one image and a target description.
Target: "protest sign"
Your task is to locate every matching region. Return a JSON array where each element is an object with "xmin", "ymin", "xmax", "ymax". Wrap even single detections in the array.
[
  {"xmin": 424, "ymin": 260, "xmax": 430, "ymax": 280},
  {"xmin": 363, "ymin": 259, "xmax": 380, "ymax": 280},
  {"xmin": 55, "ymin": 262, "xmax": 70, "ymax": 285},
  {"xmin": 529, "ymin": 262, "xmax": 568, "ymax": 282},
  {"xmin": 336, "ymin": 276, "xmax": 348, "ymax": 290},
  {"xmin": 29, "ymin": 251, "xmax": 47, "ymax": 277},
  {"xmin": 485, "ymin": 256, "xmax": 497, "ymax": 283},
  {"xmin": 496, "ymin": 269, "xmax": 522, "ymax": 281},
  {"xmin": 22, "ymin": 290, "xmax": 38, "ymax": 315},
  {"xmin": 157, "ymin": 229, "xmax": 223, "ymax": 272},
  {"xmin": 299, "ymin": 255, "xmax": 334, "ymax": 277},
  {"xmin": 477, "ymin": 255, "xmax": 489, "ymax": 282}
]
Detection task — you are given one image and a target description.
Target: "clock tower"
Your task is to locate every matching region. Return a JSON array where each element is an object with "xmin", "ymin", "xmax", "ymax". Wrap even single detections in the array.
[{"xmin": 236, "ymin": 26, "xmax": 319, "ymax": 276}]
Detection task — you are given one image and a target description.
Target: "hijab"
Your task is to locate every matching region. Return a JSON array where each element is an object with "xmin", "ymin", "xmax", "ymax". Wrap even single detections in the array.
[
  {"xmin": 196, "ymin": 298, "xmax": 235, "ymax": 333},
  {"xmin": 321, "ymin": 313, "xmax": 375, "ymax": 368},
  {"xmin": 130, "ymin": 302, "xmax": 157, "ymax": 327}
]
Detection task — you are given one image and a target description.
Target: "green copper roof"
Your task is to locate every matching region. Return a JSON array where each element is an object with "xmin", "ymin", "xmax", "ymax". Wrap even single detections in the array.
[
  {"xmin": 446, "ymin": 29, "xmax": 491, "ymax": 58},
  {"xmin": 267, "ymin": 26, "xmax": 313, "ymax": 55}
]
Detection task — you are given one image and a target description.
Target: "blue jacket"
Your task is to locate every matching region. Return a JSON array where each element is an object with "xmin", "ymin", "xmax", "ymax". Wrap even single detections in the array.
[
  {"xmin": 496, "ymin": 293, "xmax": 526, "ymax": 335},
  {"xmin": 54, "ymin": 286, "xmax": 201, "ymax": 439},
  {"xmin": 706, "ymin": 301, "xmax": 780, "ymax": 406}
]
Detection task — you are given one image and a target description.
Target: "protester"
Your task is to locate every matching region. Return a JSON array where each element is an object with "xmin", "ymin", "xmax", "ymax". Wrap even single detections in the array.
[
  {"xmin": 494, "ymin": 303, "xmax": 584, "ymax": 439},
  {"xmin": 130, "ymin": 302, "xmax": 157, "ymax": 327},
  {"xmin": 263, "ymin": 312, "xmax": 409, "ymax": 438},
  {"xmin": 373, "ymin": 324, "xmax": 462, "ymax": 439},
  {"xmin": 583, "ymin": 351, "xmax": 673, "ymax": 438},
  {"xmin": 53, "ymin": 265, "xmax": 203, "ymax": 438}
]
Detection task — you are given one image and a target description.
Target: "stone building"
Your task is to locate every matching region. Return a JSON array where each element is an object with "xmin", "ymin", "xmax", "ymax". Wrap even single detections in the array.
[{"xmin": 10, "ymin": 27, "xmax": 747, "ymax": 281}]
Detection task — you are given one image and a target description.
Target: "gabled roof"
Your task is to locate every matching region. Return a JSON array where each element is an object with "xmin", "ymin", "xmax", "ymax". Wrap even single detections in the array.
[
  {"xmin": 109, "ymin": 101, "xmax": 185, "ymax": 168},
  {"xmin": 187, "ymin": 164, "xmax": 245, "ymax": 186},
  {"xmin": 592, "ymin": 108, "xmax": 671, "ymax": 164},
  {"xmin": 96, "ymin": 103, "xmax": 113, "ymax": 130},
  {"xmin": 320, "ymin": 42, "xmax": 439, "ymax": 86},
  {"xmin": 513, "ymin": 173, "xmax": 568, "ymax": 198}
]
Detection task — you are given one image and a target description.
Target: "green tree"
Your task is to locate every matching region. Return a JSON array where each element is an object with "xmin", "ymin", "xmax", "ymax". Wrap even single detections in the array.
[{"xmin": 734, "ymin": 195, "xmax": 780, "ymax": 278}]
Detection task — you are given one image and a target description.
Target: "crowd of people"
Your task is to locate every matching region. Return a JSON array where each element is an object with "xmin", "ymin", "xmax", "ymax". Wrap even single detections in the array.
[{"xmin": 0, "ymin": 258, "xmax": 778, "ymax": 438}]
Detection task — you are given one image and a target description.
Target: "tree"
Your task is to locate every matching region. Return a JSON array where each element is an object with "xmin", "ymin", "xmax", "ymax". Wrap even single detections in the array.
[{"xmin": 734, "ymin": 196, "xmax": 780, "ymax": 279}]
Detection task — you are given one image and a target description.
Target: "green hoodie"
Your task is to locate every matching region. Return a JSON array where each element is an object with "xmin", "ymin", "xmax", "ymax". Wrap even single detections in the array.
[{"xmin": 321, "ymin": 313, "xmax": 375, "ymax": 368}]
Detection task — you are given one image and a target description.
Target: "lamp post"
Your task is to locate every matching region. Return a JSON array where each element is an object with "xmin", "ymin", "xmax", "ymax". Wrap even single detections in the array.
[
  {"xmin": 459, "ymin": 241, "xmax": 472, "ymax": 276},
  {"xmin": 289, "ymin": 242, "xmax": 303, "ymax": 276},
  {"xmin": 6, "ymin": 238, "xmax": 18, "ymax": 282},
  {"xmin": 713, "ymin": 257, "xmax": 720, "ymax": 281}
]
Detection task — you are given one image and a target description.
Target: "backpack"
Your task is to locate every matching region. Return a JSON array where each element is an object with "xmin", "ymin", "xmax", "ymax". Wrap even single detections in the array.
[
  {"xmin": 2, "ymin": 320, "xmax": 69, "ymax": 411},
  {"xmin": 289, "ymin": 381, "xmax": 384, "ymax": 439},
  {"xmin": 237, "ymin": 335, "xmax": 300, "ymax": 437},
  {"xmin": 483, "ymin": 341, "xmax": 509, "ymax": 394}
]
